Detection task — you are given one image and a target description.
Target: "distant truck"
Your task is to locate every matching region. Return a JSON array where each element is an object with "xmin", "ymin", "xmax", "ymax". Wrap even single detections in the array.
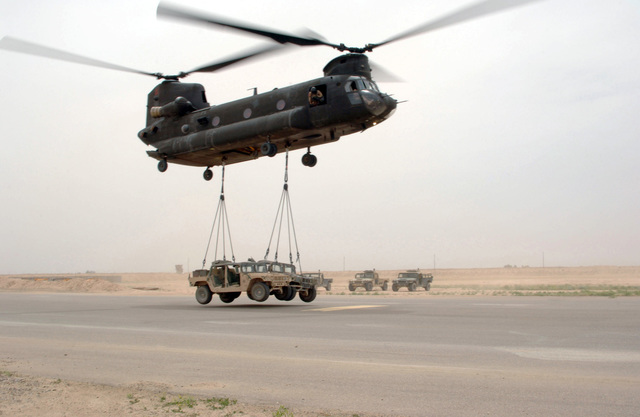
[
  {"xmin": 349, "ymin": 270, "xmax": 389, "ymax": 291},
  {"xmin": 392, "ymin": 269, "xmax": 433, "ymax": 292},
  {"xmin": 303, "ymin": 271, "xmax": 333, "ymax": 291},
  {"xmin": 189, "ymin": 259, "xmax": 317, "ymax": 304}
]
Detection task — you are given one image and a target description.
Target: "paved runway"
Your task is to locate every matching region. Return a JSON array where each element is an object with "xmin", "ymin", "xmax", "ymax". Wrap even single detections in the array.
[{"xmin": 1, "ymin": 293, "xmax": 639, "ymax": 416}]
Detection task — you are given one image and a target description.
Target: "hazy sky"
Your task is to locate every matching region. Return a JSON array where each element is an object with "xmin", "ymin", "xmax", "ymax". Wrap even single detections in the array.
[{"xmin": 1, "ymin": 0, "xmax": 639, "ymax": 274}]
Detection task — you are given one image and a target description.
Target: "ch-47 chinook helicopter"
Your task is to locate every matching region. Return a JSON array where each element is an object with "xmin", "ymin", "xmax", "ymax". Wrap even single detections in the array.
[{"xmin": 0, "ymin": 0, "xmax": 540, "ymax": 181}]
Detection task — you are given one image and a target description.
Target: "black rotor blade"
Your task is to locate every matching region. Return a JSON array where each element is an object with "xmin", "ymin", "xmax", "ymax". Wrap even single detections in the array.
[
  {"xmin": 157, "ymin": 2, "xmax": 340, "ymax": 49},
  {"xmin": 0, "ymin": 36, "xmax": 161, "ymax": 78},
  {"xmin": 373, "ymin": 0, "xmax": 542, "ymax": 49},
  {"xmin": 182, "ymin": 43, "xmax": 286, "ymax": 76},
  {"xmin": 369, "ymin": 60, "xmax": 404, "ymax": 83}
]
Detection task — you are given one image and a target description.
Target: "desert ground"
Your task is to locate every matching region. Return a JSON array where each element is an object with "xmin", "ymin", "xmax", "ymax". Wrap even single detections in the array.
[
  {"xmin": 1, "ymin": 266, "xmax": 639, "ymax": 416},
  {"xmin": 2, "ymin": 265, "xmax": 639, "ymax": 296}
]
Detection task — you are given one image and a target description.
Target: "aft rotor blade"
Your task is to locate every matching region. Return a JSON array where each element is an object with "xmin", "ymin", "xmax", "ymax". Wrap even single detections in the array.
[
  {"xmin": 0, "ymin": 36, "xmax": 160, "ymax": 78},
  {"xmin": 374, "ymin": 0, "xmax": 543, "ymax": 49},
  {"xmin": 183, "ymin": 43, "xmax": 286, "ymax": 75},
  {"xmin": 157, "ymin": 2, "xmax": 339, "ymax": 49}
]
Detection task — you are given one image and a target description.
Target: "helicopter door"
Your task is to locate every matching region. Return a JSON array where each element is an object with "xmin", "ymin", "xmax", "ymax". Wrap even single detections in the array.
[{"xmin": 308, "ymin": 84, "xmax": 327, "ymax": 107}]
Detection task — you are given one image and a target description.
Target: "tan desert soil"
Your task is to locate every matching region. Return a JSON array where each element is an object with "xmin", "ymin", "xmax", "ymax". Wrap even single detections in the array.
[
  {"xmin": 2, "ymin": 265, "xmax": 638, "ymax": 296},
  {"xmin": 1, "ymin": 266, "xmax": 638, "ymax": 416}
]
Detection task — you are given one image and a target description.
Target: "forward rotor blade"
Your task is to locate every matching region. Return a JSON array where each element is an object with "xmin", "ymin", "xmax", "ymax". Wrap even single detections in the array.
[
  {"xmin": 183, "ymin": 43, "xmax": 286, "ymax": 76},
  {"xmin": 157, "ymin": 2, "xmax": 339, "ymax": 49},
  {"xmin": 374, "ymin": 0, "xmax": 542, "ymax": 49},
  {"xmin": 370, "ymin": 60, "xmax": 404, "ymax": 83},
  {"xmin": 0, "ymin": 36, "xmax": 160, "ymax": 78}
]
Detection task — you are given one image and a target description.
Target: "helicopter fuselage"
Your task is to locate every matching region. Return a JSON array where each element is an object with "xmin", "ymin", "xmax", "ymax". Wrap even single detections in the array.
[{"xmin": 139, "ymin": 67, "xmax": 397, "ymax": 170}]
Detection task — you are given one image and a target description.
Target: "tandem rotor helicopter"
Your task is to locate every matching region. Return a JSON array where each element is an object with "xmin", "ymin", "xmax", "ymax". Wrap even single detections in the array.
[{"xmin": 0, "ymin": 0, "xmax": 541, "ymax": 181}]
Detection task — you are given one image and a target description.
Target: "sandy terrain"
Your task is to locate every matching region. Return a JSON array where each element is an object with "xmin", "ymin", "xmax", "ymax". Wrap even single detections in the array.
[
  {"xmin": 2, "ymin": 265, "xmax": 639, "ymax": 296},
  {"xmin": 1, "ymin": 266, "xmax": 638, "ymax": 416}
]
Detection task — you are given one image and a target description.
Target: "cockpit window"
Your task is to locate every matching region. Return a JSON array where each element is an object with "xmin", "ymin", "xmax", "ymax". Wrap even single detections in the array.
[{"xmin": 344, "ymin": 77, "xmax": 379, "ymax": 92}]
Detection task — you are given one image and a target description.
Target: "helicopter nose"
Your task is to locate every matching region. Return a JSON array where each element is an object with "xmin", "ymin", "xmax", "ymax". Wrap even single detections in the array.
[
  {"xmin": 360, "ymin": 90, "xmax": 388, "ymax": 116},
  {"xmin": 381, "ymin": 94, "xmax": 397, "ymax": 119}
]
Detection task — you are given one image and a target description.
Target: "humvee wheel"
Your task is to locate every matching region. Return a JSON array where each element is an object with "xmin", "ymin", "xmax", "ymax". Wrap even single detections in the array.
[
  {"xmin": 392, "ymin": 284, "xmax": 399, "ymax": 292},
  {"xmin": 382, "ymin": 282, "xmax": 388, "ymax": 291},
  {"xmin": 299, "ymin": 287, "xmax": 317, "ymax": 303},
  {"xmin": 219, "ymin": 292, "xmax": 240, "ymax": 303},
  {"xmin": 348, "ymin": 283, "xmax": 356, "ymax": 291},
  {"xmin": 275, "ymin": 286, "xmax": 294, "ymax": 301},
  {"xmin": 326, "ymin": 283, "xmax": 331, "ymax": 291},
  {"xmin": 365, "ymin": 282, "xmax": 373, "ymax": 291},
  {"xmin": 285, "ymin": 286, "xmax": 297, "ymax": 301},
  {"xmin": 425, "ymin": 283, "xmax": 431, "ymax": 291},
  {"xmin": 195, "ymin": 285, "xmax": 213, "ymax": 305},
  {"xmin": 249, "ymin": 282, "xmax": 270, "ymax": 302},
  {"xmin": 409, "ymin": 282, "xmax": 417, "ymax": 292}
]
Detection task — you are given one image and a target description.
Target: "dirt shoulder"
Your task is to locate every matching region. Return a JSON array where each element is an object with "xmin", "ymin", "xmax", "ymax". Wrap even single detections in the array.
[{"xmin": 0, "ymin": 369, "xmax": 364, "ymax": 417}]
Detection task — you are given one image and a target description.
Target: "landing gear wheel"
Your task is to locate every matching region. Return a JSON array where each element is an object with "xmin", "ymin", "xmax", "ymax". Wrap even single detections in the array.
[
  {"xmin": 301, "ymin": 153, "xmax": 317, "ymax": 167},
  {"xmin": 249, "ymin": 282, "xmax": 270, "ymax": 302},
  {"xmin": 195, "ymin": 286, "xmax": 212, "ymax": 305},
  {"xmin": 299, "ymin": 287, "xmax": 317, "ymax": 303},
  {"xmin": 203, "ymin": 168, "xmax": 213, "ymax": 181},
  {"xmin": 260, "ymin": 142, "xmax": 277, "ymax": 157},
  {"xmin": 158, "ymin": 159, "xmax": 168, "ymax": 173}
]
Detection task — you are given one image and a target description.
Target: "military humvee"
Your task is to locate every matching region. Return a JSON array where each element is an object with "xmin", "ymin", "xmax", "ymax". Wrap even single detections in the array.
[
  {"xmin": 303, "ymin": 271, "xmax": 333, "ymax": 291},
  {"xmin": 348, "ymin": 269, "xmax": 389, "ymax": 291},
  {"xmin": 189, "ymin": 259, "xmax": 317, "ymax": 304},
  {"xmin": 392, "ymin": 269, "xmax": 433, "ymax": 292}
]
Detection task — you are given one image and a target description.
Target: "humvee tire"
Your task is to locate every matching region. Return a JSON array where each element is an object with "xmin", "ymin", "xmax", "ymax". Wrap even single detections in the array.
[
  {"xmin": 196, "ymin": 285, "xmax": 213, "ymax": 305},
  {"xmin": 250, "ymin": 281, "xmax": 270, "ymax": 302},
  {"xmin": 365, "ymin": 282, "xmax": 373, "ymax": 291},
  {"xmin": 275, "ymin": 286, "xmax": 295, "ymax": 301},
  {"xmin": 382, "ymin": 282, "xmax": 388, "ymax": 291},
  {"xmin": 219, "ymin": 292, "xmax": 241, "ymax": 303},
  {"xmin": 299, "ymin": 287, "xmax": 317, "ymax": 303}
]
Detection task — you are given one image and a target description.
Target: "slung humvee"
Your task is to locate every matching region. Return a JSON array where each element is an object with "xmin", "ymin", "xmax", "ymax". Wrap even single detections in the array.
[{"xmin": 189, "ymin": 259, "xmax": 317, "ymax": 304}]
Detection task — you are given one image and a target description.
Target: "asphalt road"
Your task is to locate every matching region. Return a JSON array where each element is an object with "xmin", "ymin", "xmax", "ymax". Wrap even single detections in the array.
[{"xmin": 1, "ymin": 293, "xmax": 639, "ymax": 416}]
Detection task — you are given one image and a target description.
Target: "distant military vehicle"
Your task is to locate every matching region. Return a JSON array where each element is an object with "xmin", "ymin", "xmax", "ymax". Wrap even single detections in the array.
[
  {"xmin": 189, "ymin": 259, "xmax": 317, "ymax": 304},
  {"xmin": 303, "ymin": 271, "xmax": 333, "ymax": 291},
  {"xmin": 392, "ymin": 269, "xmax": 433, "ymax": 292},
  {"xmin": 348, "ymin": 269, "xmax": 389, "ymax": 291}
]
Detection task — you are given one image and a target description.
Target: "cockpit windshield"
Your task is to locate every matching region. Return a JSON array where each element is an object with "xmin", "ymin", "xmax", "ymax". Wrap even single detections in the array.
[{"xmin": 345, "ymin": 77, "xmax": 380, "ymax": 93}]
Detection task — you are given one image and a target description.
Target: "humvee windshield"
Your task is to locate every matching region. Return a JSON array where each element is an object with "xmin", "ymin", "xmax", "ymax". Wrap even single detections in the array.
[{"xmin": 398, "ymin": 273, "xmax": 420, "ymax": 278}]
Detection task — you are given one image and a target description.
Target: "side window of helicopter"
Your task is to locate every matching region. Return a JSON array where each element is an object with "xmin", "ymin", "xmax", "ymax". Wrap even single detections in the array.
[{"xmin": 308, "ymin": 85, "xmax": 327, "ymax": 107}]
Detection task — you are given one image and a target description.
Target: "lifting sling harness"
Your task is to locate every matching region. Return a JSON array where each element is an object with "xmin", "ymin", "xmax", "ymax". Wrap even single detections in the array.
[
  {"xmin": 202, "ymin": 164, "xmax": 235, "ymax": 268},
  {"xmin": 264, "ymin": 149, "xmax": 303, "ymax": 272}
]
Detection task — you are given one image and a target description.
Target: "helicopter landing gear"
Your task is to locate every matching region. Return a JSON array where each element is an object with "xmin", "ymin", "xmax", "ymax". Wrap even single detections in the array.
[
  {"xmin": 301, "ymin": 149, "xmax": 317, "ymax": 167},
  {"xmin": 157, "ymin": 159, "xmax": 168, "ymax": 173},
  {"xmin": 260, "ymin": 141, "xmax": 277, "ymax": 157},
  {"xmin": 203, "ymin": 167, "xmax": 213, "ymax": 181}
]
